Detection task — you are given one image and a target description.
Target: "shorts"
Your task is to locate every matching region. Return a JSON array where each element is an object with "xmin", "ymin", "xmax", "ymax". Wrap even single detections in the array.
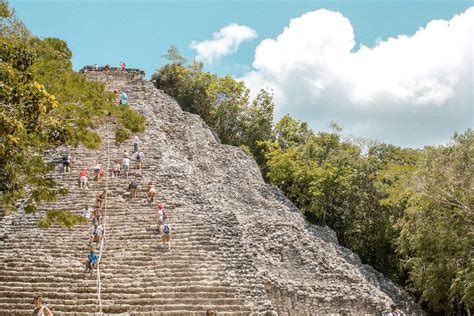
[
  {"xmin": 80, "ymin": 176, "xmax": 87, "ymax": 184},
  {"xmin": 63, "ymin": 162, "xmax": 70, "ymax": 167},
  {"xmin": 162, "ymin": 233, "xmax": 171, "ymax": 242},
  {"xmin": 123, "ymin": 165, "xmax": 129, "ymax": 172}
]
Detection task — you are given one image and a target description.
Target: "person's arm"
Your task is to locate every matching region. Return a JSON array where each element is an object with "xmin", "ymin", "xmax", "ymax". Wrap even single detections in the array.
[{"xmin": 45, "ymin": 306, "xmax": 53, "ymax": 316}]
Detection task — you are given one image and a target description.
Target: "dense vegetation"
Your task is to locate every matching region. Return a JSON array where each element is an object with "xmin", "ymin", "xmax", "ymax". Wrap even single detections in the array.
[
  {"xmin": 153, "ymin": 47, "xmax": 473, "ymax": 313},
  {"xmin": 0, "ymin": 3, "xmax": 145, "ymax": 226}
]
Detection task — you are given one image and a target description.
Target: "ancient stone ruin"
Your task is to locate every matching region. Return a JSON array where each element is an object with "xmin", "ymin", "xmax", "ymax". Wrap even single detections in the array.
[{"xmin": 0, "ymin": 68, "xmax": 421, "ymax": 315}]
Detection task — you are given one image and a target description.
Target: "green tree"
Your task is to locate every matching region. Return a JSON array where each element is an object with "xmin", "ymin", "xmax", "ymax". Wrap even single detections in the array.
[
  {"xmin": 161, "ymin": 45, "xmax": 187, "ymax": 65},
  {"xmin": 274, "ymin": 115, "xmax": 314, "ymax": 149},
  {"xmin": 0, "ymin": 34, "xmax": 64, "ymax": 214},
  {"xmin": 390, "ymin": 131, "xmax": 473, "ymax": 313},
  {"xmin": 207, "ymin": 75, "xmax": 249, "ymax": 145},
  {"xmin": 152, "ymin": 60, "xmax": 274, "ymax": 154}
]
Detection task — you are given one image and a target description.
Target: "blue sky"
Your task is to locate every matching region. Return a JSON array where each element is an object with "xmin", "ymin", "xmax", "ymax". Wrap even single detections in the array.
[
  {"xmin": 10, "ymin": 0, "xmax": 473, "ymax": 147},
  {"xmin": 11, "ymin": 0, "xmax": 470, "ymax": 77}
]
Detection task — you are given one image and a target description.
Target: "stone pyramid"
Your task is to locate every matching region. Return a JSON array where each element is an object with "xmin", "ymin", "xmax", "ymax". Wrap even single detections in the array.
[{"xmin": 0, "ymin": 68, "xmax": 421, "ymax": 315}]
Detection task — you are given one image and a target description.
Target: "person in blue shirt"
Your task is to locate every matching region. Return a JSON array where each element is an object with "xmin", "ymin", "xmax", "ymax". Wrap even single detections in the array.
[
  {"xmin": 85, "ymin": 249, "xmax": 97, "ymax": 274},
  {"xmin": 119, "ymin": 92, "xmax": 128, "ymax": 106}
]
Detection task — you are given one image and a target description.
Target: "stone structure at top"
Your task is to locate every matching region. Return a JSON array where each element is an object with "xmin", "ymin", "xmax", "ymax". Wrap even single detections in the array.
[{"xmin": 0, "ymin": 67, "xmax": 421, "ymax": 315}]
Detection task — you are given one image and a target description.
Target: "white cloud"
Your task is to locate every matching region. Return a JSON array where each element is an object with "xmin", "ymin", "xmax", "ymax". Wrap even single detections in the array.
[
  {"xmin": 241, "ymin": 8, "xmax": 474, "ymax": 147},
  {"xmin": 190, "ymin": 23, "xmax": 257, "ymax": 63}
]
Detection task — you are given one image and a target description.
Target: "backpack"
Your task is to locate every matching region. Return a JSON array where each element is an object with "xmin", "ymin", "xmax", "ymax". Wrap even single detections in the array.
[{"xmin": 163, "ymin": 224, "xmax": 170, "ymax": 234}]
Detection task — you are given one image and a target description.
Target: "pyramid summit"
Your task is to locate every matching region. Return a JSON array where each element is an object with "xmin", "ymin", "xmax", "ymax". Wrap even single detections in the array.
[{"xmin": 0, "ymin": 68, "xmax": 421, "ymax": 315}]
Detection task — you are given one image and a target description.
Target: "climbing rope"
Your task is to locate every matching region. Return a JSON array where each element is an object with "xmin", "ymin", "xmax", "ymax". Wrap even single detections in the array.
[{"xmin": 96, "ymin": 121, "xmax": 110, "ymax": 314}]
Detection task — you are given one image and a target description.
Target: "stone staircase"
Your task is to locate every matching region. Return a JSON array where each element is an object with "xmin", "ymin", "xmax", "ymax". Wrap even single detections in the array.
[{"xmin": 0, "ymin": 69, "xmax": 421, "ymax": 315}]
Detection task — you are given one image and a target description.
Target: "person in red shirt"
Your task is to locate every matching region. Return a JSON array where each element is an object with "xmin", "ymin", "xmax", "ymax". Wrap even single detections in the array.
[{"xmin": 79, "ymin": 168, "xmax": 89, "ymax": 189}]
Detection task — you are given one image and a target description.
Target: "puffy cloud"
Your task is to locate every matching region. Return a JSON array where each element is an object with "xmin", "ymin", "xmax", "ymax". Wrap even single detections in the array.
[
  {"xmin": 190, "ymin": 24, "xmax": 257, "ymax": 63},
  {"xmin": 241, "ymin": 8, "xmax": 473, "ymax": 147}
]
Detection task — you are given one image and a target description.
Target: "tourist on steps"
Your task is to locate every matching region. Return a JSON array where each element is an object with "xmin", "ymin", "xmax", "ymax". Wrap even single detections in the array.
[
  {"xmin": 90, "ymin": 223, "xmax": 104, "ymax": 244},
  {"xmin": 85, "ymin": 249, "xmax": 98, "ymax": 274},
  {"xmin": 122, "ymin": 156, "xmax": 130, "ymax": 178},
  {"xmin": 93, "ymin": 163, "xmax": 102, "ymax": 181},
  {"xmin": 92, "ymin": 212, "xmax": 99, "ymax": 227},
  {"xmin": 82, "ymin": 205, "xmax": 91, "ymax": 220},
  {"xmin": 134, "ymin": 150, "xmax": 144, "ymax": 170},
  {"xmin": 161, "ymin": 223, "xmax": 171, "ymax": 251},
  {"xmin": 62, "ymin": 153, "xmax": 73, "ymax": 173},
  {"xmin": 157, "ymin": 204, "xmax": 167, "ymax": 234},
  {"xmin": 119, "ymin": 92, "xmax": 128, "ymax": 106},
  {"xmin": 32, "ymin": 295, "xmax": 53, "ymax": 316},
  {"xmin": 133, "ymin": 135, "xmax": 139, "ymax": 153},
  {"xmin": 79, "ymin": 168, "xmax": 89, "ymax": 189},
  {"xmin": 147, "ymin": 181, "xmax": 156, "ymax": 203},
  {"xmin": 96, "ymin": 191, "xmax": 107, "ymax": 210},
  {"xmin": 120, "ymin": 61, "xmax": 126, "ymax": 71},
  {"xmin": 113, "ymin": 160, "xmax": 121, "ymax": 177},
  {"xmin": 129, "ymin": 179, "xmax": 139, "ymax": 198}
]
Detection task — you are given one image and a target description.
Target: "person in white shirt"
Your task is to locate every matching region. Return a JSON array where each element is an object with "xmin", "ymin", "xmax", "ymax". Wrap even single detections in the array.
[{"xmin": 122, "ymin": 157, "xmax": 130, "ymax": 178}]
